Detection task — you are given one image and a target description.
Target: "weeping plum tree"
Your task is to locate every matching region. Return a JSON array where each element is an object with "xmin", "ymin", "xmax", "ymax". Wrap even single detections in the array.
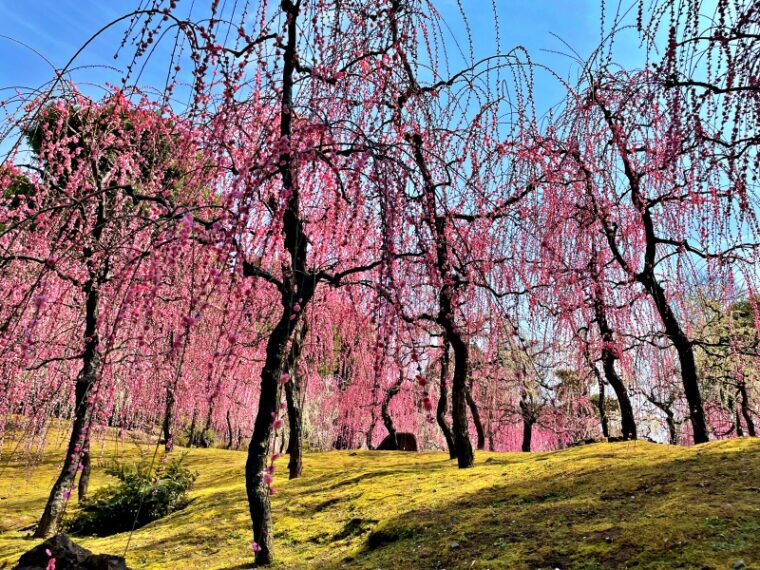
[
  {"xmin": 0, "ymin": 89, "xmax": 214, "ymax": 536},
  {"xmin": 124, "ymin": 0, "xmax": 539, "ymax": 558},
  {"xmin": 542, "ymin": 63, "xmax": 759, "ymax": 444}
]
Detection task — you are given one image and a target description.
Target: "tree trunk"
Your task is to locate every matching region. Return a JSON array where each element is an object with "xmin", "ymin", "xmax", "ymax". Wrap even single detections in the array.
[
  {"xmin": 591, "ymin": 277, "xmax": 636, "ymax": 440},
  {"xmin": 600, "ymin": 353, "xmax": 636, "ymax": 440},
  {"xmin": 162, "ymin": 384, "xmax": 175, "ymax": 451},
  {"xmin": 665, "ymin": 410, "xmax": 678, "ymax": 445},
  {"xmin": 285, "ymin": 389, "xmax": 302, "ymax": 478},
  {"xmin": 77, "ymin": 448, "xmax": 91, "ymax": 502},
  {"xmin": 226, "ymin": 410, "xmax": 234, "ymax": 450},
  {"xmin": 596, "ymin": 375, "xmax": 610, "ymax": 438},
  {"xmin": 521, "ymin": 417, "xmax": 535, "ymax": 452},
  {"xmin": 519, "ymin": 394, "xmax": 536, "ymax": 452},
  {"xmin": 34, "ymin": 378, "xmax": 94, "ymax": 537},
  {"xmin": 436, "ymin": 342, "xmax": 457, "ymax": 459},
  {"xmin": 285, "ymin": 321, "xmax": 307, "ymax": 479},
  {"xmin": 465, "ymin": 384, "xmax": 485, "ymax": 450},
  {"xmin": 644, "ymin": 276, "xmax": 709, "ymax": 443},
  {"xmin": 201, "ymin": 406, "xmax": 215, "ymax": 448},
  {"xmin": 35, "ymin": 256, "xmax": 102, "ymax": 537},
  {"xmin": 246, "ymin": 313, "xmax": 292, "ymax": 566},
  {"xmin": 448, "ymin": 331, "xmax": 474, "ymax": 467},
  {"xmin": 738, "ymin": 381, "xmax": 756, "ymax": 437},
  {"xmin": 380, "ymin": 374, "xmax": 404, "ymax": 449}
]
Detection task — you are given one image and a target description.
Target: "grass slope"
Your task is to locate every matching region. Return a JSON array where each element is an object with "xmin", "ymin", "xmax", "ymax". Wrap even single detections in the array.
[{"xmin": 1, "ymin": 436, "xmax": 759, "ymax": 569}]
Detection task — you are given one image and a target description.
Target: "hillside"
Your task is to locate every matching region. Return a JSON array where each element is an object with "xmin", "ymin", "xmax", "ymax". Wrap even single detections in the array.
[{"xmin": 1, "ymin": 437, "xmax": 759, "ymax": 569}]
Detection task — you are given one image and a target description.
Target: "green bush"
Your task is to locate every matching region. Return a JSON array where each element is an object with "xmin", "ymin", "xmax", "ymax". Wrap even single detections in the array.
[{"xmin": 67, "ymin": 456, "xmax": 197, "ymax": 536}]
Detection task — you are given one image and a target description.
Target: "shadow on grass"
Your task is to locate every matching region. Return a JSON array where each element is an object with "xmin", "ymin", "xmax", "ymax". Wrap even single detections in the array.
[{"xmin": 307, "ymin": 441, "xmax": 760, "ymax": 570}]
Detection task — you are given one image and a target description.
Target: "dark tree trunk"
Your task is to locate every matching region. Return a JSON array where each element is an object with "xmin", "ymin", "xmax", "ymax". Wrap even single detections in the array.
[
  {"xmin": 436, "ymin": 342, "xmax": 457, "ymax": 459},
  {"xmin": 35, "ymin": 282, "xmax": 101, "ymax": 537},
  {"xmin": 646, "ymin": 277, "xmax": 708, "ymax": 443},
  {"xmin": 448, "ymin": 330, "xmax": 474, "ymax": 467},
  {"xmin": 162, "ymin": 385, "xmax": 175, "ymax": 451},
  {"xmin": 226, "ymin": 410, "xmax": 234, "ymax": 450},
  {"xmin": 735, "ymin": 408, "xmax": 744, "ymax": 437},
  {"xmin": 35, "ymin": 190, "xmax": 110, "ymax": 537},
  {"xmin": 600, "ymin": 352, "xmax": 636, "ymax": 440},
  {"xmin": 590, "ymin": 267, "xmax": 636, "ymax": 440},
  {"xmin": 521, "ymin": 418, "xmax": 535, "ymax": 452},
  {"xmin": 246, "ymin": 311, "xmax": 293, "ymax": 566},
  {"xmin": 648, "ymin": 394, "xmax": 679, "ymax": 445},
  {"xmin": 596, "ymin": 374, "xmax": 610, "ymax": 438},
  {"xmin": 487, "ymin": 409, "xmax": 495, "ymax": 452},
  {"xmin": 738, "ymin": 381, "xmax": 756, "ymax": 437},
  {"xmin": 285, "ymin": 320, "xmax": 307, "ymax": 479},
  {"xmin": 77, "ymin": 448, "xmax": 91, "ymax": 502},
  {"xmin": 245, "ymin": 2, "xmax": 316, "ymax": 557},
  {"xmin": 519, "ymin": 393, "xmax": 536, "ymax": 452},
  {"xmin": 465, "ymin": 384, "xmax": 485, "ymax": 450},
  {"xmin": 380, "ymin": 374, "xmax": 404, "ymax": 450},
  {"xmin": 665, "ymin": 411, "xmax": 678, "ymax": 445},
  {"xmin": 162, "ymin": 330, "xmax": 184, "ymax": 453},
  {"xmin": 285, "ymin": 391, "xmax": 302, "ymax": 477},
  {"xmin": 200, "ymin": 406, "xmax": 215, "ymax": 448}
]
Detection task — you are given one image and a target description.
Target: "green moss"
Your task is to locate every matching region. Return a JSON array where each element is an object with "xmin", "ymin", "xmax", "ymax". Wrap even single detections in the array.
[{"xmin": 1, "ymin": 436, "xmax": 759, "ymax": 569}]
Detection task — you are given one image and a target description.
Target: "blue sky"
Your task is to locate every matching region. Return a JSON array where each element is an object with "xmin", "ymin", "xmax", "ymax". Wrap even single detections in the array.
[{"xmin": 0, "ymin": 0, "xmax": 647, "ymax": 117}]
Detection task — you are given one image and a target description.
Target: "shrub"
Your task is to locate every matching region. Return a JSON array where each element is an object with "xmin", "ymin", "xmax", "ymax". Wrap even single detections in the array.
[{"xmin": 67, "ymin": 455, "xmax": 197, "ymax": 536}]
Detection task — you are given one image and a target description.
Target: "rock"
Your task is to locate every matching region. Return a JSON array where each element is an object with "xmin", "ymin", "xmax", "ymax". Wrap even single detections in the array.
[
  {"xmin": 451, "ymin": 542, "xmax": 461, "ymax": 549},
  {"xmin": 376, "ymin": 432, "xmax": 418, "ymax": 451},
  {"xmin": 732, "ymin": 561, "xmax": 745, "ymax": 570},
  {"xmin": 13, "ymin": 535, "xmax": 130, "ymax": 570}
]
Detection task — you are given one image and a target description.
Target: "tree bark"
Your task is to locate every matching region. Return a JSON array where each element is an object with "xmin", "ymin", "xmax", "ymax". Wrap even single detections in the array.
[
  {"xmin": 519, "ymin": 393, "xmax": 536, "ymax": 452},
  {"xmin": 738, "ymin": 381, "xmax": 756, "ymax": 437},
  {"xmin": 644, "ymin": 276, "xmax": 708, "ymax": 443},
  {"xmin": 448, "ymin": 330, "xmax": 474, "ymax": 467},
  {"xmin": 465, "ymin": 383, "xmax": 485, "ymax": 450},
  {"xmin": 521, "ymin": 417, "xmax": 535, "ymax": 453},
  {"xmin": 246, "ymin": 312, "xmax": 292, "ymax": 566},
  {"xmin": 436, "ymin": 342, "xmax": 457, "ymax": 459},
  {"xmin": 77, "ymin": 448, "xmax": 91, "ymax": 502},
  {"xmin": 285, "ymin": 320, "xmax": 308, "ymax": 479},
  {"xmin": 35, "ymin": 283, "xmax": 101, "ymax": 537},
  {"xmin": 596, "ymin": 374, "xmax": 610, "ymax": 438},
  {"xmin": 665, "ymin": 410, "xmax": 678, "ymax": 445},
  {"xmin": 246, "ymin": 3, "xmax": 315, "ymax": 562},
  {"xmin": 35, "ymin": 198, "xmax": 105, "ymax": 537},
  {"xmin": 589, "ymin": 261, "xmax": 636, "ymax": 440},
  {"xmin": 380, "ymin": 373, "xmax": 404, "ymax": 449},
  {"xmin": 226, "ymin": 409, "xmax": 234, "ymax": 450},
  {"xmin": 162, "ymin": 384, "xmax": 175, "ymax": 451},
  {"xmin": 200, "ymin": 406, "xmax": 215, "ymax": 448}
]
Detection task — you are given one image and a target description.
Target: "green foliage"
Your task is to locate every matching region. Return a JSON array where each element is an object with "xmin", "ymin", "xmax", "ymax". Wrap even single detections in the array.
[
  {"xmin": 590, "ymin": 393, "xmax": 620, "ymax": 415},
  {"xmin": 67, "ymin": 455, "xmax": 197, "ymax": 537}
]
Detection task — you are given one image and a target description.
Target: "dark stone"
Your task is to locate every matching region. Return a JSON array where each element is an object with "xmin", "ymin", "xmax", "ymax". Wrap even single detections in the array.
[
  {"xmin": 376, "ymin": 432, "xmax": 418, "ymax": 451},
  {"xmin": 14, "ymin": 535, "xmax": 130, "ymax": 570}
]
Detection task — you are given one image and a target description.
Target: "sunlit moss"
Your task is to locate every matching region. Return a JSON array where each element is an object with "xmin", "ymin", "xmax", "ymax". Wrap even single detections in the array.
[{"xmin": 1, "ymin": 434, "xmax": 758, "ymax": 569}]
